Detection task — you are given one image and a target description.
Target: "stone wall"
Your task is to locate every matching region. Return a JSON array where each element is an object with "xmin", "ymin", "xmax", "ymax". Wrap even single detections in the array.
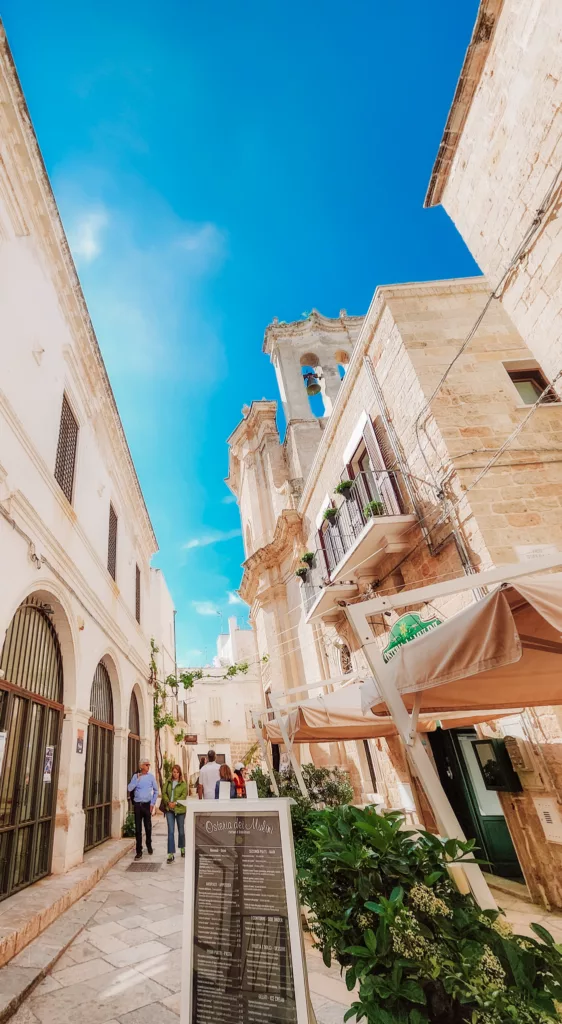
[{"xmin": 433, "ymin": 0, "xmax": 562, "ymax": 389}]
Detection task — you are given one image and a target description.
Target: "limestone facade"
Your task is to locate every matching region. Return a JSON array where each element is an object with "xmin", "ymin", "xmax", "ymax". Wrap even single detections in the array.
[
  {"xmin": 425, "ymin": 0, "xmax": 562, "ymax": 389},
  {"xmin": 0, "ymin": 27, "xmax": 175, "ymax": 892},
  {"xmin": 227, "ymin": 277, "xmax": 562, "ymax": 907}
]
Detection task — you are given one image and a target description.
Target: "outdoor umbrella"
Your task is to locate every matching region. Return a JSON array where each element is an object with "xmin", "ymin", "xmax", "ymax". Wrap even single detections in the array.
[
  {"xmin": 361, "ymin": 574, "xmax": 562, "ymax": 717},
  {"xmin": 263, "ymin": 681, "xmax": 509, "ymax": 744}
]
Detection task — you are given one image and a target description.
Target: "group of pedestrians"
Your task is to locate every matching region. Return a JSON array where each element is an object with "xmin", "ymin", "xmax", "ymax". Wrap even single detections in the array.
[
  {"xmin": 197, "ymin": 749, "xmax": 247, "ymax": 800},
  {"xmin": 127, "ymin": 748, "xmax": 248, "ymax": 864}
]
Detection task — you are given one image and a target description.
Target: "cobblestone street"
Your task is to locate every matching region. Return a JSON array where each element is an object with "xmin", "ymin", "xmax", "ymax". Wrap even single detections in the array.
[
  {"xmin": 6, "ymin": 819, "xmax": 562, "ymax": 1024},
  {"xmin": 7, "ymin": 822, "xmax": 351, "ymax": 1024}
]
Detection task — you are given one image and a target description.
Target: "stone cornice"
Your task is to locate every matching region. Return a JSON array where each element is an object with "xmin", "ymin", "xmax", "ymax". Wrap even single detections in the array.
[
  {"xmin": 239, "ymin": 508, "xmax": 303, "ymax": 605},
  {"xmin": 0, "ymin": 23, "xmax": 157, "ymax": 555},
  {"xmin": 225, "ymin": 400, "xmax": 279, "ymax": 497},
  {"xmin": 3, "ymin": 491, "xmax": 149, "ymax": 678},
  {"xmin": 424, "ymin": 0, "xmax": 504, "ymax": 208},
  {"xmin": 263, "ymin": 309, "xmax": 364, "ymax": 356}
]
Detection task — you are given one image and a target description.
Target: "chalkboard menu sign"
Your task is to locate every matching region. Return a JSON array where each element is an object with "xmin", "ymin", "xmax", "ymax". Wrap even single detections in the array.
[{"xmin": 180, "ymin": 800, "xmax": 311, "ymax": 1024}]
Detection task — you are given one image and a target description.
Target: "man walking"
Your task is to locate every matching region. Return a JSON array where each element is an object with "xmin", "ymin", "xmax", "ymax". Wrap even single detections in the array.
[
  {"xmin": 197, "ymin": 750, "xmax": 221, "ymax": 799},
  {"xmin": 128, "ymin": 759, "xmax": 158, "ymax": 860}
]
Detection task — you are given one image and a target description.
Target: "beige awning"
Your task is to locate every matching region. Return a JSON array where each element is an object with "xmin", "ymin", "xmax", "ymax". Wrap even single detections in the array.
[
  {"xmin": 364, "ymin": 574, "xmax": 562, "ymax": 717},
  {"xmin": 263, "ymin": 683, "xmax": 506, "ymax": 744}
]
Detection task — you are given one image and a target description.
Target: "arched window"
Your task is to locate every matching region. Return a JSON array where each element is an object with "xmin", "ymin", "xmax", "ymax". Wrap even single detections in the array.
[
  {"xmin": 0, "ymin": 597, "xmax": 64, "ymax": 900},
  {"xmin": 300, "ymin": 352, "xmax": 325, "ymax": 416},
  {"xmin": 83, "ymin": 662, "xmax": 114, "ymax": 851},
  {"xmin": 334, "ymin": 349, "xmax": 350, "ymax": 380},
  {"xmin": 127, "ymin": 691, "xmax": 141, "ymax": 789}
]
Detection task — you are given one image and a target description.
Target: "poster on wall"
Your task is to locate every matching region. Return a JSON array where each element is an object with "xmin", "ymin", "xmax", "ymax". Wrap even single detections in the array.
[
  {"xmin": 76, "ymin": 730, "xmax": 84, "ymax": 754},
  {"xmin": 180, "ymin": 799, "xmax": 313, "ymax": 1024},
  {"xmin": 43, "ymin": 745, "xmax": 55, "ymax": 783}
]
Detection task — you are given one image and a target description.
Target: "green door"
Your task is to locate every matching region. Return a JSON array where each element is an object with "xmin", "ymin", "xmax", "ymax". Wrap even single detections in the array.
[{"xmin": 428, "ymin": 728, "xmax": 523, "ymax": 880}]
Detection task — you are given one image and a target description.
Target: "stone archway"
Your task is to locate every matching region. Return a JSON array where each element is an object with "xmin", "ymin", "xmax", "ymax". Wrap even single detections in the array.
[{"xmin": 0, "ymin": 595, "xmax": 65, "ymax": 900}]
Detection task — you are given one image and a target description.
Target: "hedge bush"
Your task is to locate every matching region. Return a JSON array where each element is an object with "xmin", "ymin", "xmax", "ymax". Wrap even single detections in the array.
[{"xmin": 298, "ymin": 804, "xmax": 562, "ymax": 1024}]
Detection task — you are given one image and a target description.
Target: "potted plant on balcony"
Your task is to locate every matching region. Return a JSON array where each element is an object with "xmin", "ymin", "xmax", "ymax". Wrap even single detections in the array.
[
  {"xmin": 364, "ymin": 499, "xmax": 384, "ymax": 518},
  {"xmin": 301, "ymin": 551, "xmax": 315, "ymax": 567},
  {"xmin": 295, "ymin": 566, "xmax": 309, "ymax": 582},
  {"xmin": 323, "ymin": 506, "xmax": 338, "ymax": 523},
  {"xmin": 334, "ymin": 479, "xmax": 354, "ymax": 499}
]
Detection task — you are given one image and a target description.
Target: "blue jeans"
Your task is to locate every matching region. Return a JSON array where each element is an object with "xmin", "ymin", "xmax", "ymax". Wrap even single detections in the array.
[{"xmin": 166, "ymin": 811, "xmax": 185, "ymax": 854}]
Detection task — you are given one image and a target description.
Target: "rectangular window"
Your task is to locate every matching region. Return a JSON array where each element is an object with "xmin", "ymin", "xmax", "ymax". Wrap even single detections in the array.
[
  {"xmin": 54, "ymin": 394, "xmax": 79, "ymax": 504},
  {"xmin": 507, "ymin": 366, "xmax": 559, "ymax": 405},
  {"xmin": 108, "ymin": 503, "xmax": 118, "ymax": 580},
  {"xmin": 135, "ymin": 564, "xmax": 141, "ymax": 623}
]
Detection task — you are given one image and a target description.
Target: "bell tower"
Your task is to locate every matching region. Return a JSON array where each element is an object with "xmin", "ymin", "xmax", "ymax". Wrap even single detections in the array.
[{"xmin": 263, "ymin": 309, "xmax": 364, "ymax": 485}]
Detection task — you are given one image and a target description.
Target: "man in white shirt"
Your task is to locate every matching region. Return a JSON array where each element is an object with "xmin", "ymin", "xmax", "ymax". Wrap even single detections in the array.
[{"xmin": 198, "ymin": 750, "xmax": 221, "ymax": 799}]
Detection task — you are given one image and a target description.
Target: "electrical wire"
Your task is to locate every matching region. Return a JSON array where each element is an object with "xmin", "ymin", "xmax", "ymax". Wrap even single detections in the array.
[{"xmin": 414, "ymin": 161, "xmax": 562, "ymax": 479}]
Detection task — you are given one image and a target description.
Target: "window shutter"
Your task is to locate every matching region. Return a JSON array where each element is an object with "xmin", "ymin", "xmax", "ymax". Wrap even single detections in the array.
[
  {"xmin": 362, "ymin": 418, "xmax": 402, "ymax": 515},
  {"xmin": 54, "ymin": 394, "xmax": 79, "ymax": 503},
  {"xmin": 135, "ymin": 565, "xmax": 141, "ymax": 623},
  {"xmin": 362, "ymin": 417, "xmax": 386, "ymax": 472},
  {"xmin": 373, "ymin": 418, "xmax": 396, "ymax": 471},
  {"xmin": 209, "ymin": 696, "xmax": 223, "ymax": 724},
  {"xmin": 108, "ymin": 504, "xmax": 118, "ymax": 580}
]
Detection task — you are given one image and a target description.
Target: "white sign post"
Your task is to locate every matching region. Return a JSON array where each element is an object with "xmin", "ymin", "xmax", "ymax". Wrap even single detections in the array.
[{"xmin": 180, "ymin": 798, "xmax": 316, "ymax": 1024}]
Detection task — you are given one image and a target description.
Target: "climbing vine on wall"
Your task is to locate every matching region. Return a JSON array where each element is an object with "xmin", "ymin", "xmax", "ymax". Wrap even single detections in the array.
[{"xmin": 149, "ymin": 638, "xmax": 251, "ymax": 787}]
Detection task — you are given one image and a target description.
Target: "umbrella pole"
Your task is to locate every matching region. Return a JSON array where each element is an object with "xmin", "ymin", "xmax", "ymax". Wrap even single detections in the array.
[
  {"xmin": 252, "ymin": 711, "xmax": 280, "ymax": 796},
  {"xmin": 348, "ymin": 631, "xmax": 497, "ymax": 910},
  {"xmin": 270, "ymin": 696, "xmax": 309, "ymax": 800}
]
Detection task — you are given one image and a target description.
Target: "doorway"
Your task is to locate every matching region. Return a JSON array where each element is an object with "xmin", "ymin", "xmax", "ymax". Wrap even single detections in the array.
[
  {"xmin": 428, "ymin": 728, "xmax": 522, "ymax": 880},
  {"xmin": 0, "ymin": 599, "xmax": 64, "ymax": 901},
  {"xmin": 83, "ymin": 662, "xmax": 114, "ymax": 851},
  {"xmin": 127, "ymin": 691, "xmax": 141, "ymax": 794}
]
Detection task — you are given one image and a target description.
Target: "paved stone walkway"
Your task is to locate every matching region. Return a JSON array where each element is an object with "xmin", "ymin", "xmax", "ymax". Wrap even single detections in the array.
[{"xmin": 9, "ymin": 821, "xmax": 562, "ymax": 1024}]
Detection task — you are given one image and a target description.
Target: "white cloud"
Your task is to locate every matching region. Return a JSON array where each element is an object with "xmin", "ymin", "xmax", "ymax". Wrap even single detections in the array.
[
  {"xmin": 183, "ymin": 529, "xmax": 241, "ymax": 550},
  {"xmin": 177, "ymin": 222, "xmax": 227, "ymax": 271},
  {"xmin": 68, "ymin": 208, "xmax": 108, "ymax": 264},
  {"xmin": 227, "ymin": 591, "xmax": 243, "ymax": 605},
  {"xmin": 53, "ymin": 170, "xmax": 228, "ymax": 387},
  {"xmin": 222, "ymin": 495, "xmax": 237, "ymax": 505},
  {"xmin": 192, "ymin": 601, "xmax": 220, "ymax": 616}
]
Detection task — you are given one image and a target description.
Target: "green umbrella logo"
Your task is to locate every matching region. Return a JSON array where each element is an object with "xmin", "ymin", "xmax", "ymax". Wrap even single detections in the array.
[{"xmin": 382, "ymin": 612, "xmax": 442, "ymax": 664}]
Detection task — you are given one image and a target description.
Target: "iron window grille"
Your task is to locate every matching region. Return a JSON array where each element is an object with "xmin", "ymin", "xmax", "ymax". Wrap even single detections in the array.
[
  {"xmin": 54, "ymin": 395, "xmax": 78, "ymax": 504},
  {"xmin": 108, "ymin": 504, "xmax": 118, "ymax": 580}
]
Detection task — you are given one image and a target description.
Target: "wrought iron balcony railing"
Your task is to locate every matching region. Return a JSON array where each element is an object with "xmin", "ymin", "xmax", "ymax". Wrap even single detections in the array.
[{"xmin": 320, "ymin": 469, "xmax": 405, "ymax": 575}]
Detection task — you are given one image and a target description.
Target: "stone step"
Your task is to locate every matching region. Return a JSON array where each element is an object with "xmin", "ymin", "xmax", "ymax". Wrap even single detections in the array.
[{"xmin": 0, "ymin": 837, "xmax": 134, "ymax": 1021}]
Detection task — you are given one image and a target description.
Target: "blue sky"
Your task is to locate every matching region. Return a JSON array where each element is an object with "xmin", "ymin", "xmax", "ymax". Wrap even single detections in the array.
[{"xmin": 2, "ymin": 1, "xmax": 480, "ymax": 666}]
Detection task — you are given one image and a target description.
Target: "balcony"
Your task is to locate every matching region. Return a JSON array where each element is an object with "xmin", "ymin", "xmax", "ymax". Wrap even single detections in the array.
[{"xmin": 301, "ymin": 470, "xmax": 417, "ymax": 621}]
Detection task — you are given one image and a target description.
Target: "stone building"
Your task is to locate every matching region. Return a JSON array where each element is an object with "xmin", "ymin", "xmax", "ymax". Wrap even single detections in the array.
[
  {"xmin": 178, "ymin": 617, "xmax": 263, "ymax": 787},
  {"xmin": 227, "ymin": 278, "xmax": 562, "ymax": 907},
  {"xmin": 425, "ymin": 0, "xmax": 562, "ymax": 391},
  {"xmin": 0, "ymin": 26, "xmax": 175, "ymax": 901}
]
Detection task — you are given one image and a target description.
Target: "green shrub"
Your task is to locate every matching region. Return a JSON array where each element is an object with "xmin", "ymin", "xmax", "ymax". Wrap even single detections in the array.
[
  {"xmin": 301, "ymin": 551, "xmax": 316, "ymax": 566},
  {"xmin": 335, "ymin": 480, "xmax": 354, "ymax": 496},
  {"xmin": 298, "ymin": 804, "xmax": 562, "ymax": 1024},
  {"xmin": 122, "ymin": 812, "xmax": 136, "ymax": 838},
  {"xmin": 248, "ymin": 763, "xmax": 353, "ymax": 867}
]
